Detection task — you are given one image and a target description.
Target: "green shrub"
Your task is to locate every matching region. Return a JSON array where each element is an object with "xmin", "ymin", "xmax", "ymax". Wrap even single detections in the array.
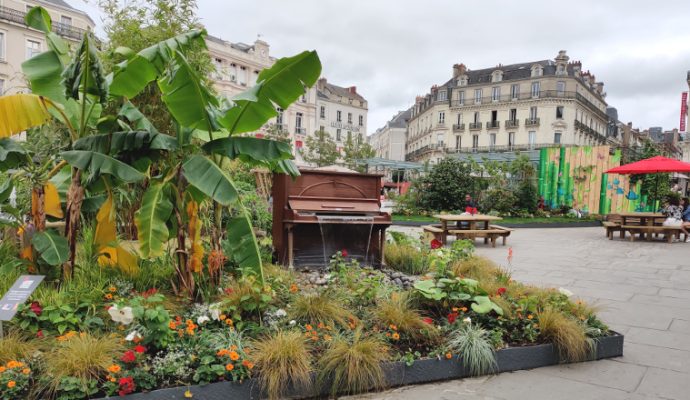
[{"xmin": 446, "ymin": 323, "xmax": 497, "ymax": 376}]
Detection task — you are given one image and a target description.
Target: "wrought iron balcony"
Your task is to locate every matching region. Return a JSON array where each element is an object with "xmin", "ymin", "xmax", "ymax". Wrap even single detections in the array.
[
  {"xmin": 452, "ymin": 123, "xmax": 465, "ymax": 132},
  {"xmin": 0, "ymin": 6, "xmax": 88, "ymax": 41},
  {"xmin": 525, "ymin": 118, "xmax": 540, "ymax": 127},
  {"xmin": 486, "ymin": 121, "xmax": 500, "ymax": 129},
  {"xmin": 505, "ymin": 119, "xmax": 519, "ymax": 128},
  {"xmin": 445, "ymin": 143, "xmax": 563, "ymax": 154},
  {"xmin": 469, "ymin": 122, "xmax": 482, "ymax": 130}
]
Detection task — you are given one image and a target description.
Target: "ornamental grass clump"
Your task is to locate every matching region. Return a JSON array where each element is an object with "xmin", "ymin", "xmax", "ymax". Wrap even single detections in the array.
[
  {"xmin": 43, "ymin": 332, "xmax": 124, "ymax": 392},
  {"xmin": 446, "ymin": 322, "xmax": 497, "ymax": 376},
  {"xmin": 290, "ymin": 292, "xmax": 355, "ymax": 328},
  {"xmin": 451, "ymin": 256, "xmax": 503, "ymax": 283},
  {"xmin": 252, "ymin": 330, "xmax": 313, "ymax": 400},
  {"xmin": 317, "ymin": 330, "xmax": 390, "ymax": 396},
  {"xmin": 374, "ymin": 292, "xmax": 438, "ymax": 342},
  {"xmin": 384, "ymin": 243, "xmax": 428, "ymax": 275},
  {"xmin": 537, "ymin": 308, "xmax": 589, "ymax": 361},
  {"xmin": 0, "ymin": 332, "xmax": 40, "ymax": 365}
]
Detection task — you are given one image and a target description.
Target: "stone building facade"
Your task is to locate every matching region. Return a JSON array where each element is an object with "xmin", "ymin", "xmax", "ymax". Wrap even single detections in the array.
[
  {"xmin": 315, "ymin": 77, "xmax": 368, "ymax": 150},
  {"xmin": 406, "ymin": 51, "xmax": 614, "ymax": 163},
  {"xmin": 0, "ymin": 0, "xmax": 94, "ymax": 95},
  {"xmin": 368, "ymin": 108, "xmax": 411, "ymax": 161}
]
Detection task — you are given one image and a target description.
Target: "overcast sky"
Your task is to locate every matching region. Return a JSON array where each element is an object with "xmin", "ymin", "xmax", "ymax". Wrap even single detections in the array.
[{"xmin": 75, "ymin": 0, "xmax": 690, "ymax": 135}]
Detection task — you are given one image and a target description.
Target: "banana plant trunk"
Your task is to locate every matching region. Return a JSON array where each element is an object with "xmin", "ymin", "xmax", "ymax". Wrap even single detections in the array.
[
  {"xmin": 173, "ymin": 167, "xmax": 194, "ymax": 299},
  {"xmin": 63, "ymin": 168, "xmax": 84, "ymax": 280},
  {"xmin": 31, "ymin": 186, "xmax": 46, "ymax": 232}
]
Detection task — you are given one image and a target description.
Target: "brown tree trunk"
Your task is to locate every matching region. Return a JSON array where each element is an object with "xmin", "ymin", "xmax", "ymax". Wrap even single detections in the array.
[
  {"xmin": 31, "ymin": 186, "xmax": 46, "ymax": 232},
  {"xmin": 63, "ymin": 169, "xmax": 84, "ymax": 280},
  {"xmin": 173, "ymin": 166, "xmax": 194, "ymax": 299}
]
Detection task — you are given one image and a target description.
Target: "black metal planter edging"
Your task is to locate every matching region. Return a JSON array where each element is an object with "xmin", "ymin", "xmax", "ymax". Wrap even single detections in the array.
[{"xmin": 103, "ymin": 333, "xmax": 623, "ymax": 400}]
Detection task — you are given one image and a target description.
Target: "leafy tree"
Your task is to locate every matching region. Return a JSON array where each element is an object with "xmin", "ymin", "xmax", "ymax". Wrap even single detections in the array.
[
  {"xmin": 302, "ymin": 130, "xmax": 339, "ymax": 167},
  {"xmin": 630, "ymin": 139, "xmax": 671, "ymax": 207},
  {"xmin": 342, "ymin": 132, "xmax": 374, "ymax": 172},
  {"xmin": 516, "ymin": 181, "xmax": 538, "ymax": 212},
  {"xmin": 418, "ymin": 158, "xmax": 479, "ymax": 211}
]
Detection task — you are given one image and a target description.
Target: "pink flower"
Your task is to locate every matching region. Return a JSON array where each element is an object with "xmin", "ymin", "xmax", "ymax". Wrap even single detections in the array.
[
  {"xmin": 341, "ymin": 249, "xmax": 348, "ymax": 257},
  {"xmin": 29, "ymin": 301, "xmax": 42, "ymax": 316},
  {"xmin": 430, "ymin": 239, "xmax": 442, "ymax": 249}
]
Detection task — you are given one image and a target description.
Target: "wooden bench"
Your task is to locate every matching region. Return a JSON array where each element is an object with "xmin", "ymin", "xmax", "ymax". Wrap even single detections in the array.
[
  {"xmin": 620, "ymin": 225, "xmax": 688, "ymax": 243},
  {"xmin": 422, "ymin": 225, "xmax": 445, "ymax": 242},
  {"xmin": 448, "ymin": 228, "xmax": 511, "ymax": 248},
  {"xmin": 602, "ymin": 221, "xmax": 621, "ymax": 240}
]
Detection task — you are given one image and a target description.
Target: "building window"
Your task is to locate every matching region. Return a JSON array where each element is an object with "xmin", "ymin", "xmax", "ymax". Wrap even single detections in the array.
[
  {"xmin": 276, "ymin": 107, "xmax": 284, "ymax": 125},
  {"xmin": 510, "ymin": 84, "xmax": 519, "ymax": 100},
  {"xmin": 455, "ymin": 135, "xmax": 461, "ymax": 150},
  {"xmin": 458, "ymin": 77, "xmax": 467, "ymax": 86},
  {"xmin": 336, "ymin": 129, "xmax": 342, "ymax": 141},
  {"xmin": 529, "ymin": 106, "xmax": 538, "ymax": 121},
  {"xmin": 295, "ymin": 112, "xmax": 303, "ymax": 131},
  {"xmin": 320, "ymin": 106, "xmax": 326, "ymax": 119},
  {"xmin": 472, "ymin": 135, "xmax": 479, "ymax": 149},
  {"xmin": 0, "ymin": 32, "xmax": 5, "ymax": 61},
  {"xmin": 438, "ymin": 90, "xmax": 447, "ymax": 101},
  {"xmin": 491, "ymin": 110, "xmax": 498, "ymax": 122},
  {"xmin": 531, "ymin": 65, "xmax": 543, "ymax": 77},
  {"xmin": 474, "ymin": 89, "xmax": 482, "ymax": 104},
  {"xmin": 457, "ymin": 90, "xmax": 465, "ymax": 105},
  {"xmin": 557, "ymin": 81, "xmax": 566, "ymax": 95},
  {"xmin": 554, "ymin": 132, "xmax": 562, "ymax": 144},
  {"xmin": 336, "ymin": 110, "xmax": 342, "ymax": 122},
  {"xmin": 238, "ymin": 66, "xmax": 247, "ymax": 85},
  {"xmin": 0, "ymin": 78, "xmax": 4, "ymax": 96},
  {"xmin": 436, "ymin": 133, "xmax": 444, "ymax": 145},
  {"xmin": 492, "ymin": 70, "xmax": 503, "ymax": 83},
  {"xmin": 26, "ymin": 39, "xmax": 41, "ymax": 59},
  {"xmin": 438, "ymin": 112, "xmax": 445, "ymax": 124},
  {"xmin": 528, "ymin": 131, "xmax": 536, "ymax": 148},
  {"xmin": 60, "ymin": 16, "xmax": 72, "ymax": 26},
  {"xmin": 531, "ymin": 81, "xmax": 540, "ymax": 98},
  {"xmin": 556, "ymin": 106, "xmax": 564, "ymax": 119},
  {"xmin": 491, "ymin": 87, "xmax": 500, "ymax": 102},
  {"xmin": 300, "ymin": 94, "xmax": 306, "ymax": 102},
  {"xmin": 489, "ymin": 133, "xmax": 496, "ymax": 148},
  {"xmin": 473, "ymin": 111, "xmax": 480, "ymax": 123},
  {"xmin": 347, "ymin": 112, "xmax": 352, "ymax": 124},
  {"xmin": 509, "ymin": 108, "xmax": 517, "ymax": 122},
  {"xmin": 508, "ymin": 132, "xmax": 515, "ymax": 147},
  {"xmin": 358, "ymin": 115, "xmax": 363, "ymax": 126}
]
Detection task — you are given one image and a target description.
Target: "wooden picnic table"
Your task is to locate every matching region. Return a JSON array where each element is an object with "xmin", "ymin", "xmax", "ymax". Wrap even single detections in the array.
[
  {"xmin": 616, "ymin": 212, "xmax": 666, "ymax": 241},
  {"xmin": 433, "ymin": 214, "xmax": 503, "ymax": 244}
]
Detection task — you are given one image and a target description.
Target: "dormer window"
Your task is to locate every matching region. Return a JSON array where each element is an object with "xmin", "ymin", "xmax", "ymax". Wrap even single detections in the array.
[
  {"xmin": 556, "ymin": 64, "xmax": 567, "ymax": 76},
  {"xmin": 531, "ymin": 65, "xmax": 543, "ymax": 78},
  {"xmin": 492, "ymin": 70, "xmax": 503, "ymax": 83},
  {"xmin": 457, "ymin": 76, "xmax": 468, "ymax": 86},
  {"xmin": 438, "ymin": 90, "xmax": 447, "ymax": 101}
]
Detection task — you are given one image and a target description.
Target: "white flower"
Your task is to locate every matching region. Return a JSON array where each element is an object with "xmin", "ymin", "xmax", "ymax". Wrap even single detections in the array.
[
  {"xmin": 197, "ymin": 315, "xmax": 210, "ymax": 325},
  {"xmin": 108, "ymin": 305, "xmax": 134, "ymax": 325},
  {"xmin": 125, "ymin": 331, "xmax": 141, "ymax": 342},
  {"xmin": 558, "ymin": 287, "xmax": 574, "ymax": 297},
  {"xmin": 275, "ymin": 309, "xmax": 287, "ymax": 318},
  {"xmin": 289, "ymin": 320, "xmax": 296, "ymax": 326},
  {"xmin": 462, "ymin": 317, "xmax": 471, "ymax": 324},
  {"xmin": 209, "ymin": 303, "xmax": 222, "ymax": 321}
]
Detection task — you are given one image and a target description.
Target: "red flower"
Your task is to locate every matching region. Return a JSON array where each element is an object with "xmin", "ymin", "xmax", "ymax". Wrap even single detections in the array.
[
  {"xmin": 134, "ymin": 345, "xmax": 146, "ymax": 354},
  {"xmin": 118, "ymin": 376, "xmax": 135, "ymax": 396},
  {"xmin": 120, "ymin": 350, "xmax": 136, "ymax": 363},
  {"xmin": 341, "ymin": 249, "xmax": 348, "ymax": 257},
  {"xmin": 447, "ymin": 312, "xmax": 459, "ymax": 324},
  {"xmin": 422, "ymin": 317, "xmax": 434, "ymax": 325},
  {"xmin": 29, "ymin": 301, "xmax": 42, "ymax": 316},
  {"xmin": 224, "ymin": 287, "xmax": 234, "ymax": 295},
  {"xmin": 430, "ymin": 239, "xmax": 442, "ymax": 249},
  {"xmin": 141, "ymin": 288, "xmax": 158, "ymax": 298},
  {"xmin": 36, "ymin": 330, "xmax": 44, "ymax": 339},
  {"xmin": 497, "ymin": 287, "xmax": 506, "ymax": 296}
]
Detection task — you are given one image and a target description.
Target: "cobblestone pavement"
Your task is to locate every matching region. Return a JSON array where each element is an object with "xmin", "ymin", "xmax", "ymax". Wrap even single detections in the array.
[{"xmin": 348, "ymin": 226, "xmax": 690, "ymax": 400}]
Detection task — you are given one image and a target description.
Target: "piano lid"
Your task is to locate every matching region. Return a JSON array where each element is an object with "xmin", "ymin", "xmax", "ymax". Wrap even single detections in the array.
[{"xmin": 288, "ymin": 198, "xmax": 381, "ymax": 213}]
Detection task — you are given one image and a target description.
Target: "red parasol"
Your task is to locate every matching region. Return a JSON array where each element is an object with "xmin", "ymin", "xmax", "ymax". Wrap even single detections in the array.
[{"xmin": 605, "ymin": 156, "xmax": 690, "ymax": 174}]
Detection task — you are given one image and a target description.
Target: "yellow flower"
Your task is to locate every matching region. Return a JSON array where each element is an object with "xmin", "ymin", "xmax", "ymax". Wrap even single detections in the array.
[
  {"xmin": 184, "ymin": 389, "xmax": 193, "ymax": 398},
  {"xmin": 324, "ymin": 334, "xmax": 332, "ymax": 342},
  {"xmin": 107, "ymin": 364, "xmax": 121, "ymax": 373},
  {"xmin": 7, "ymin": 381, "xmax": 16, "ymax": 388}
]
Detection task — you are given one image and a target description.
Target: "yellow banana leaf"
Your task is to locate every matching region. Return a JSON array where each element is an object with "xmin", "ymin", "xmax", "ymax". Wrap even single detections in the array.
[
  {"xmin": 97, "ymin": 246, "xmax": 117, "ymax": 267},
  {"xmin": 94, "ymin": 193, "xmax": 139, "ymax": 275},
  {"xmin": 94, "ymin": 194, "xmax": 116, "ymax": 248},
  {"xmin": 0, "ymin": 94, "xmax": 51, "ymax": 138},
  {"xmin": 44, "ymin": 182, "xmax": 63, "ymax": 218}
]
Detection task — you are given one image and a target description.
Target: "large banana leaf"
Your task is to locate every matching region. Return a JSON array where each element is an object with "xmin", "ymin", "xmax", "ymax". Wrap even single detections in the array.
[
  {"xmin": 73, "ymin": 131, "xmax": 178, "ymax": 154},
  {"xmin": 109, "ymin": 30, "xmax": 207, "ymax": 98},
  {"xmin": 135, "ymin": 182, "xmax": 174, "ymax": 258},
  {"xmin": 220, "ymin": 51, "xmax": 321, "ymax": 134},
  {"xmin": 0, "ymin": 139, "xmax": 28, "ymax": 171},
  {"xmin": 159, "ymin": 52, "xmax": 221, "ymax": 132},
  {"xmin": 0, "ymin": 180, "xmax": 13, "ymax": 203},
  {"xmin": 118, "ymin": 101, "xmax": 159, "ymax": 133},
  {"xmin": 182, "ymin": 155, "xmax": 239, "ymax": 207},
  {"xmin": 22, "ymin": 7, "xmax": 69, "ymax": 102},
  {"xmin": 0, "ymin": 94, "xmax": 51, "ymax": 138},
  {"xmin": 63, "ymin": 33, "xmax": 108, "ymax": 105},
  {"xmin": 32, "ymin": 229, "xmax": 69, "ymax": 266},
  {"xmin": 202, "ymin": 137, "xmax": 299, "ymax": 176},
  {"xmin": 224, "ymin": 211, "xmax": 263, "ymax": 283},
  {"xmin": 61, "ymin": 150, "xmax": 145, "ymax": 183}
]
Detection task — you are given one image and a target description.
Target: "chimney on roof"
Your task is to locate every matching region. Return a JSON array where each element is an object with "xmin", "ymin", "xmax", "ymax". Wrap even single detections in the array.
[
  {"xmin": 348, "ymin": 86, "xmax": 357, "ymax": 94},
  {"xmin": 596, "ymin": 82, "xmax": 604, "ymax": 94},
  {"xmin": 452, "ymin": 63, "xmax": 466, "ymax": 78},
  {"xmin": 317, "ymin": 78, "xmax": 327, "ymax": 90}
]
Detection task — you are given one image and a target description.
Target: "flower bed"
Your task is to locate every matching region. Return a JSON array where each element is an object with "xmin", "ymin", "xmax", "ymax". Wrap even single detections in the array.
[{"xmin": 0, "ymin": 237, "xmax": 621, "ymax": 400}]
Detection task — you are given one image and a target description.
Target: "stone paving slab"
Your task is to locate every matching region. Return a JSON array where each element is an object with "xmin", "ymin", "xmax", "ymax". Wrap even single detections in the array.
[{"xmin": 354, "ymin": 227, "xmax": 689, "ymax": 400}]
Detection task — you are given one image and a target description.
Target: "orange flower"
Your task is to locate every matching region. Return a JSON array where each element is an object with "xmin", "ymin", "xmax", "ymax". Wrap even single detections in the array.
[
  {"xmin": 527, "ymin": 315, "xmax": 534, "ymax": 320},
  {"xmin": 229, "ymin": 351, "xmax": 240, "ymax": 361},
  {"xmin": 324, "ymin": 334, "xmax": 332, "ymax": 341},
  {"xmin": 461, "ymin": 307, "xmax": 468, "ymax": 313},
  {"xmin": 230, "ymin": 345, "xmax": 238, "ymax": 351},
  {"xmin": 289, "ymin": 284, "xmax": 299, "ymax": 293},
  {"xmin": 391, "ymin": 333, "xmax": 400, "ymax": 341},
  {"xmin": 243, "ymin": 360, "xmax": 254, "ymax": 370},
  {"xmin": 220, "ymin": 314, "xmax": 227, "ymax": 321},
  {"xmin": 169, "ymin": 321, "xmax": 178, "ymax": 330},
  {"xmin": 110, "ymin": 377, "xmax": 117, "ymax": 383},
  {"xmin": 7, "ymin": 381, "xmax": 16, "ymax": 388},
  {"xmin": 445, "ymin": 352, "xmax": 452, "ymax": 359},
  {"xmin": 317, "ymin": 322, "xmax": 325, "ymax": 329},
  {"xmin": 225, "ymin": 363, "xmax": 234, "ymax": 371},
  {"xmin": 305, "ymin": 324, "xmax": 313, "ymax": 331},
  {"xmin": 6, "ymin": 361, "xmax": 19, "ymax": 369},
  {"xmin": 244, "ymin": 349, "xmax": 251, "ymax": 355},
  {"xmin": 225, "ymin": 319, "xmax": 234, "ymax": 326},
  {"xmin": 104, "ymin": 293, "xmax": 113, "ymax": 300},
  {"xmin": 107, "ymin": 364, "xmax": 121, "ymax": 373},
  {"xmin": 217, "ymin": 349, "xmax": 229, "ymax": 357},
  {"xmin": 109, "ymin": 286, "xmax": 117, "ymax": 293},
  {"xmin": 0, "ymin": 366, "xmax": 6, "ymax": 373},
  {"xmin": 389, "ymin": 324, "xmax": 398, "ymax": 331},
  {"xmin": 310, "ymin": 335, "xmax": 319, "ymax": 341}
]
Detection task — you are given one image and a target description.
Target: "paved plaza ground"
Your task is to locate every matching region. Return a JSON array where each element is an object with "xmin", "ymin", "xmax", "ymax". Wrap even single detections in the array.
[{"xmin": 350, "ymin": 226, "xmax": 690, "ymax": 400}]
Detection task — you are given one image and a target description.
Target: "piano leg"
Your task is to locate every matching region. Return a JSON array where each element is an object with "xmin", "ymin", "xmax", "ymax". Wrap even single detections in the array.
[{"xmin": 287, "ymin": 225, "xmax": 294, "ymax": 269}]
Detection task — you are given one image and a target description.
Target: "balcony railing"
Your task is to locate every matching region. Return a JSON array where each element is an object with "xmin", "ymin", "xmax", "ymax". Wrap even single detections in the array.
[
  {"xmin": 445, "ymin": 143, "xmax": 564, "ymax": 154},
  {"xmin": 452, "ymin": 123, "xmax": 465, "ymax": 132},
  {"xmin": 574, "ymin": 119, "xmax": 607, "ymax": 144},
  {"xmin": 486, "ymin": 121, "xmax": 500, "ymax": 129},
  {"xmin": 0, "ymin": 6, "xmax": 88, "ymax": 41},
  {"xmin": 505, "ymin": 119, "xmax": 519, "ymax": 128},
  {"xmin": 294, "ymin": 127, "xmax": 306, "ymax": 135},
  {"xmin": 469, "ymin": 122, "xmax": 482, "ymax": 130},
  {"xmin": 525, "ymin": 118, "xmax": 540, "ymax": 127}
]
